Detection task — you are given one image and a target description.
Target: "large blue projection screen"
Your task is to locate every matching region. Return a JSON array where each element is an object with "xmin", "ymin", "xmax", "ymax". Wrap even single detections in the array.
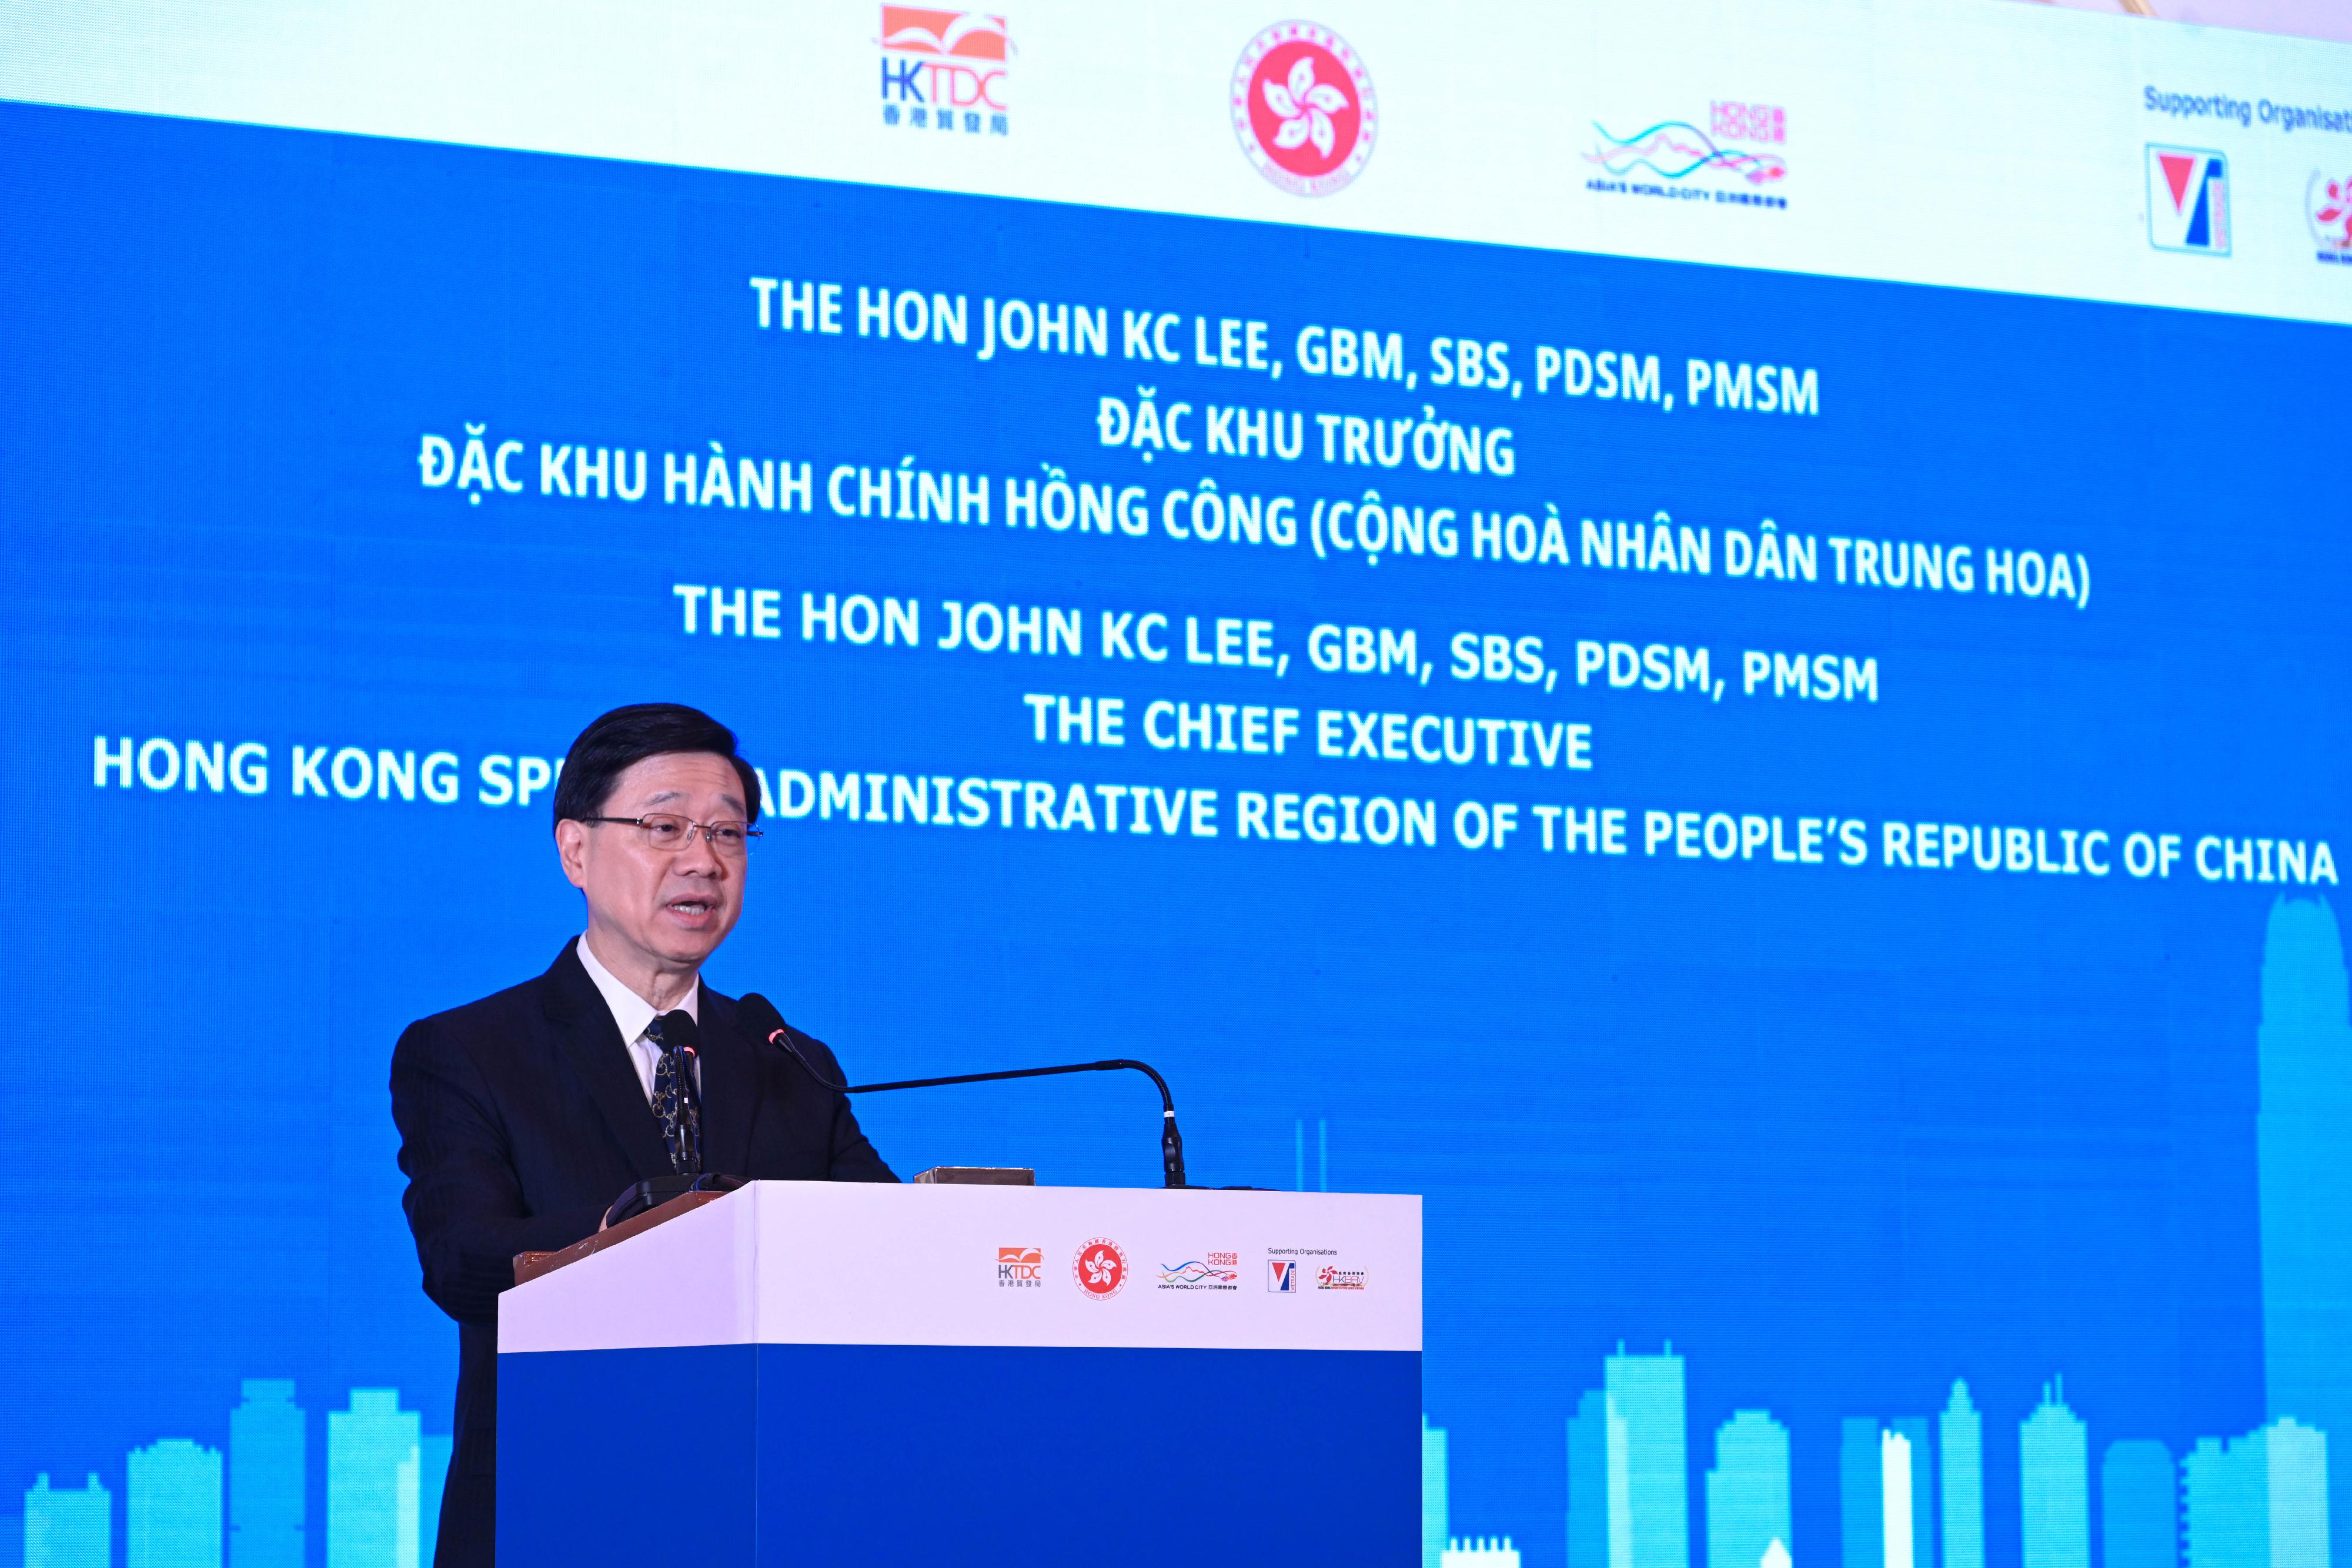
[{"xmin": 1, "ymin": 100, "xmax": 2346, "ymax": 1568}]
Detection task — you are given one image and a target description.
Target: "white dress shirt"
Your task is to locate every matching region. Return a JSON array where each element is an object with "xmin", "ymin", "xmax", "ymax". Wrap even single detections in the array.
[{"xmin": 575, "ymin": 934, "xmax": 701, "ymax": 1101}]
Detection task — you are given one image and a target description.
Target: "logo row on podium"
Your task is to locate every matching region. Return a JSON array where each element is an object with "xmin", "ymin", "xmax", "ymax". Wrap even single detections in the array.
[{"xmin": 1000, "ymin": 1240, "xmax": 1372, "ymax": 1298}]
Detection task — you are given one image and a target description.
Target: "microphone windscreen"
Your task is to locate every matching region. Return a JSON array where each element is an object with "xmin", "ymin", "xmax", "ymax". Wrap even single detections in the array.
[
  {"xmin": 737, "ymin": 992, "xmax": 788, "ymax": 1044},
  {"xmin": 654, "ymin": 1008, "xmax": 700, "ymax": 1055},
  {"xmin": 739, "ymin": 992, "xmax": 848, "ymax": 1091}
]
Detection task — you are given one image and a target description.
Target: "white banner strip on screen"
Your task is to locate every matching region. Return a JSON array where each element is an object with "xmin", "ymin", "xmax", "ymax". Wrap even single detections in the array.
[
  {"xmin": 497, "ymin": 1182, "xmax": 1424, "ymax": 1355},
  {"xmin": 1, "ymin": 0, "xmax": 2347, "ymax": 326}
]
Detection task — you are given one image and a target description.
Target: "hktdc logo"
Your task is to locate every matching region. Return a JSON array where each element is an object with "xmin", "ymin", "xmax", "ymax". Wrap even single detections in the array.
[
  {"xmin": 998, "ymin": 1246, "xmax": 1043, "ymax": 1288},
  {"xmin": 1074, "ymin": 1238, "xmax": 1128, "ymax": 1300},
  {"xmin": 1231, "ymin": 22, "xmax": 1377, "ymax": 196},
  {"xmin": 878, "ymin": 6, "xmax": 1010, "ymax": 138}
]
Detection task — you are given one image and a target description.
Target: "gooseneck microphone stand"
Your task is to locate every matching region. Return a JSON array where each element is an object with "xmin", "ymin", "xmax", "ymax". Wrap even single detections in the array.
[
  {"xmin": 740, "ymin": 994, "xmax": 1192, "ymax": 1189},
  {"xmin": 843, "ymin": 1059, "xmax": 1188, "ymax": 1189}
]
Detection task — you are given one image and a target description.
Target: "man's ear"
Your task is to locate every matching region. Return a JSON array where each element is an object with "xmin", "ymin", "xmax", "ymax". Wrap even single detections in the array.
[{"xmin": 554, "ymin": 818, "xmax": 590, "ymax": 890}]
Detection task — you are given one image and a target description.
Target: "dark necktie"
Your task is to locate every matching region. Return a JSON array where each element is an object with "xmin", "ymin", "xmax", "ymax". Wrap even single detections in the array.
[{"xmin": 644, "ymin": 1011, "xmax": 702, "ymax": 1176}]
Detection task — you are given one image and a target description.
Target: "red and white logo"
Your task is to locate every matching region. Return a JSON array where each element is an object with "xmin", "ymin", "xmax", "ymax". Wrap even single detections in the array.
[
  {"xmin": 877, "ymin": 7, "xmax": 1011, "ymax": 135},
  {"xmin": 880, "ymin": 5, "xmax": 1006, "ymax": 62},
  {"xmin": 2311, "ymin": 170, "xmax": 2352, "ymax": 259},
  {"xmin": 1231, "ymin": 22, "xmax": 1377, "ymax": 197},
  {"xmin": 1074, "ymin": 1238, "xmax": 1128, "ymax": 1299}
]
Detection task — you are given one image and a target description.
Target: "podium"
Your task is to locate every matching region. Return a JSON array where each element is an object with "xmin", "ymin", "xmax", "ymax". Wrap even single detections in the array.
[{"xmin": 497, "ymin": 1180, "xmax": 1422, "ymax": 1565}]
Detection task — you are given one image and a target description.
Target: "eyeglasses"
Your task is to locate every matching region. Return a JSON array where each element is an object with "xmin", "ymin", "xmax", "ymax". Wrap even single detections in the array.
[{"xmin": 578, "ymin": 814, "xmax": 761, "ymax": 856}]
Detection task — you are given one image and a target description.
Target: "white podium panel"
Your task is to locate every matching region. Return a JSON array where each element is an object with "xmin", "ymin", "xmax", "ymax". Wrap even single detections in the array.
[
  {"xmin": 500, "ymin": 1180, "xmax": 1421, "ymax": 1354},
  {"xmin": 497, "ymin": 1182, "xmax": 1422, "ymax": 1568}
]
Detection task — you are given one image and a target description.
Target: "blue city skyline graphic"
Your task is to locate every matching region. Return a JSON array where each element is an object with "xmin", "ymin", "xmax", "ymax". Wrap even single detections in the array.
[
  {"xmin": 15, "ymin": 1387, "xmax": 445, "ymax": 1568},
  {"xmin": 1418, "ymin": 898, "xmax": 2343, "ymax": 1568}
]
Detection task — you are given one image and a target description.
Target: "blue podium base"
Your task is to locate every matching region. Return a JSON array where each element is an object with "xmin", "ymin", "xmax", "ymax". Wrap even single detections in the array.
[{"xmin": 500, "ymin": 1343, "xmax": 1418, "ymax": 1566}]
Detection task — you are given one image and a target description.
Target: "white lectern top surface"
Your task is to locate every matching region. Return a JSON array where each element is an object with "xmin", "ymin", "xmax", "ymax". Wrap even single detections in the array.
[{"xmin": 499, "ymin": 1182, "xmax": 1419, "ymax": 1355}]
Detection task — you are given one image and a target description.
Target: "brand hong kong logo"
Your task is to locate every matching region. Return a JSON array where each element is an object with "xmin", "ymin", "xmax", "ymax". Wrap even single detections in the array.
[
  {"xmin": 2309, "ymin": 170, "xmax": 2351, "ymax": 262},
  {"xmin": 2147, "ymin": 146, "xmax": 2229, "ymax": 255},
  {"xmin": 998, "ymin": 1246, "xmax": 1043, "ymax": 1288},
  {"xmin": 1315, "ymin": 1264, "xmax": 1368, "ymax": 1290},
  {"xmin": 1710, "ymin": 101, "xmax": 1786, "ymax": 146},
  {"xmin": 878, "ymin": 6, "xmax": 1010, "ymax": 136},
  {"xmin": 1268, "ymin": 1258, "xmax": 1298, "ymax": 1292},
  {"xmin": 1074, "ymin": 1238, "xmax": 1128, "ymax": 1300},
  {"xmin": 1157, "ymin": 1252, "xmax": 1242, "ymax": 1291},
  {"xmin": 1231, "ymin": 22, "xmax": 1377, "ymax": 197},
  {"xmin": 1585, "ymin": 99, "xmax": 1789, "ymax": 210}
]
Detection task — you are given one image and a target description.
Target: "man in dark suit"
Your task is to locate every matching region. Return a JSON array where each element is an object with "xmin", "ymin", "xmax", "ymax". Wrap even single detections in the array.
[{"xmin": 390, "ymin": 703, "xmax": 895, "ymax": 1568}]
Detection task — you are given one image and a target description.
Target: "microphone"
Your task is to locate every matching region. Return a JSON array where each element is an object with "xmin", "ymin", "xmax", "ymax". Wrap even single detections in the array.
[{"xmin": 737, "ymin": 992, "xmax": 1190, "ymax": 1189}]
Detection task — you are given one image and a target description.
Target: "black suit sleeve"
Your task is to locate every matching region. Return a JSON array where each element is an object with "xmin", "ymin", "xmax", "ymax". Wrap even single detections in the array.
[
  {"xmin": 794, "ymin": 1031, "xmax": 900, "ymax": 1183},
  {"xmin": 390, "ymin": 1016, "xmax": 608, "ymax": 1325}
]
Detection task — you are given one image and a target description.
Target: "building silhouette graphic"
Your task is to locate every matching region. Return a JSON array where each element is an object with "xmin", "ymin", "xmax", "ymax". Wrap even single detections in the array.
[
  {"xmin": 2020, "ymin": 1381, "xmax": 2090, "ymax": 1568},
  {"xmin": 1885, "ymin": 1430, "xmax": 1920, "ymax": 1568},
  {"xmin": 1893, "ymin": 1418, "xmax": 1936, "ymax": 1568},
  {"xmin": 1568, "ymin": 1386, "xmax": 1626, "ymax": 1568},
  {"xmin": 1571, "ymin": 1349, "xmax": 1684, "ymax": 1568},
  {"xmin": 229, "ymin": 1381, "xmax": 304, "ymax": 1568},
  {"xmin": 326, "ymin": 1390, "xmax": 420, "ymax": 1568},
  {"xmin": 2184, "ymin": 1419, "xmax": 2330, "ymax": 1568},
  {"xmin": 1426, "ymin": 1415, "xmax": 1451, "ymax": 1568},
  {"xmin": 2258, "ymin": 1422, "xmax": 2330, "ymax": 1568},
  {"xmin": 2103, "ymin": 1439, "xmax": 2179, "ymax": 1568},
  {"xmin": 417, "ymin": 1435, "xmax": 450, "ymax": 1568},
  {"xmin": 1609, "ymin": 1346, "xmax": 1690, "ymax": 1568},
  {"xmin": 2187, "ymin": 1427, "xmax": 2267, "ymax": 1568},
  {"xmin": 2257, "ymin": 897, "xmax": 2350, "ymax": 1562},
  {"xmin": 128, "ymin": 1439, "xmax": 223, "ymax": 1568},
  {"xmin": 1844, "ymin": 1420, "xmax": 1886, "ymax": 1568},
  {"xmin": 1843, "ymin": 1418, "xmax": 1932, "ymax": 1568},
  {"xmin": 1942, "ymin": 1385, "xmax": 1984, "ymax": 1568},
  {"xmin": 1708, "ymin": 1411, "xmax": 1792, "ymax": 1568},
  {"xmin": 25, "ymin": 1475, "xmax": 111, "ymax": 1568}
]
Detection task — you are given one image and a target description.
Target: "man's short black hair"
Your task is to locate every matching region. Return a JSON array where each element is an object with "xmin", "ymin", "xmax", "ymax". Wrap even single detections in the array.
[{"xmin": 552, "ymin": 703, "xmax": 761, "ymax": 826}]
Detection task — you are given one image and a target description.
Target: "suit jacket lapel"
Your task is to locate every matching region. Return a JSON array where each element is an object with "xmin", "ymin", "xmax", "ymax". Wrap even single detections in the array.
[
  {"xmin": 694, "ymin": 983, "xmax": 759, "ymax": 1178},
  {"xmin": 538, "ymin": 940, "xmax": 674, "ymax": 1182}
]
